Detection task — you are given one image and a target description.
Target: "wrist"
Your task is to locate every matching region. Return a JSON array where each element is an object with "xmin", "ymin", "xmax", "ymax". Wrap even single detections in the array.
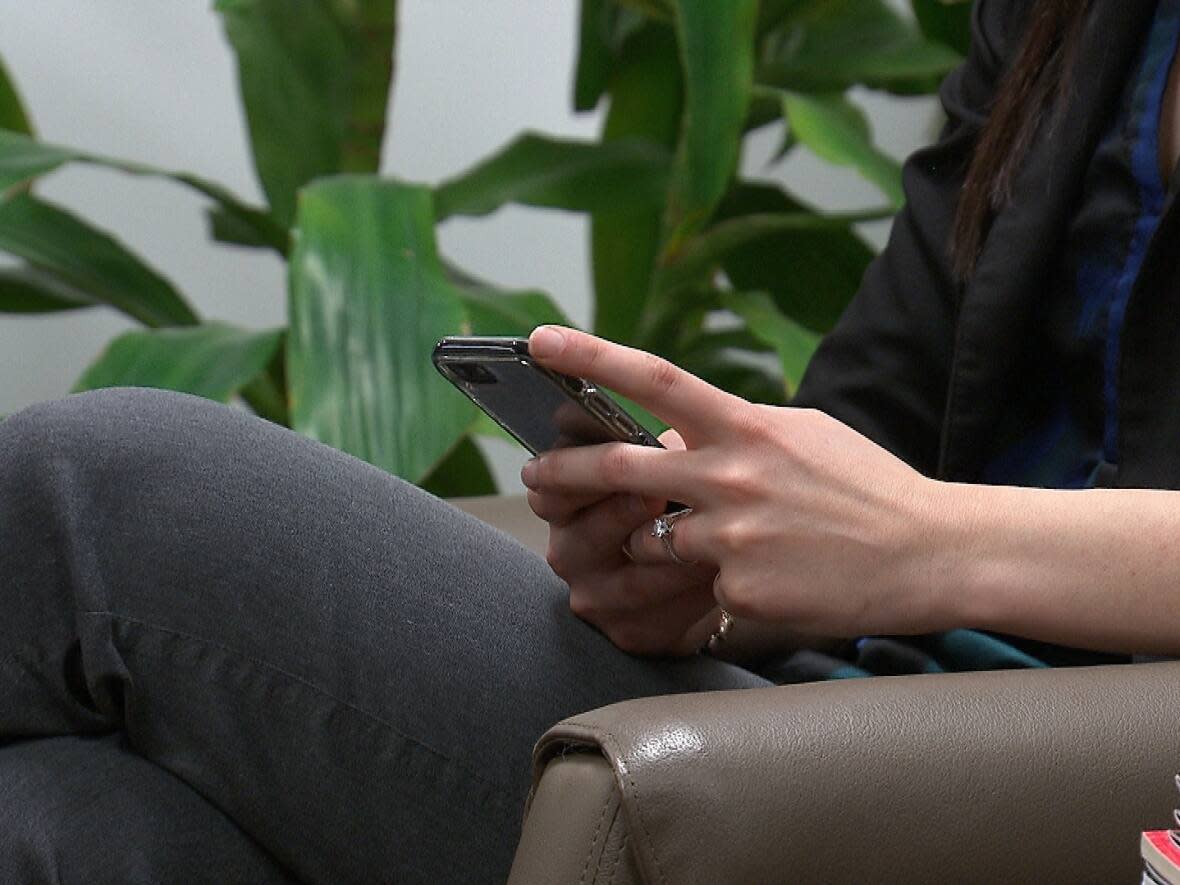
[
  {"xmin": 915, "ymin": 479, "xmax": 1036, "ymax": 635},
  {"xmin": 903, "ymin": 477, "xmax": 987, "ymax": 633}
]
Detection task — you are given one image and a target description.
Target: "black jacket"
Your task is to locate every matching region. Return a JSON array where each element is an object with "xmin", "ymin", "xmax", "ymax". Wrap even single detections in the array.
[{"xmin": 794, "ymin": 0, "xmax": 1176, "ymax": 490}]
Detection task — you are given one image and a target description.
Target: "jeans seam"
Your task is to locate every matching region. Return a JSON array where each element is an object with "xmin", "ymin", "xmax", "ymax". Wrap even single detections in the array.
[{"xmin": 78, "ymin": 609, "xmax": 518, "ymax": 797}]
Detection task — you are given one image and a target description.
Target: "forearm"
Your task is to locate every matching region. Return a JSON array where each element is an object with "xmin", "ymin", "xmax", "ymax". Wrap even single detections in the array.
[{"xmin": 934, "ymin": 482, "xmax": 1180, "ymax": 656}]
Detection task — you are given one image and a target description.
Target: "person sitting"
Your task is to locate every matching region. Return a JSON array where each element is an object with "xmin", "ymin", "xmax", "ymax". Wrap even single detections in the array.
[{"xmin": 4, "ymin": 0, "xmax": 1180, "ymax": 881}]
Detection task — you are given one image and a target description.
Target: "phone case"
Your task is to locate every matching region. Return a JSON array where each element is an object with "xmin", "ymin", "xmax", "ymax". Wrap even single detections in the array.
[{"xmin": 432, "ymin": 336, "xmax": 662, "ymax": 453}]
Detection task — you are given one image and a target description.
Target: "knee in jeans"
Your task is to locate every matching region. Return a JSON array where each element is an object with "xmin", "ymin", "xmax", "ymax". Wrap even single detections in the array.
[{"xmin": 0, "ymin": 387, "xmax": 218, "ymax": 482}]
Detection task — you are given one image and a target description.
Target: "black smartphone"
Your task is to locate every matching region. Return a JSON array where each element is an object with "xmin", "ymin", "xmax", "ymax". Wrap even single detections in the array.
[{"xmin": 432, "ymin": 336, "xmax": 664, "ymax": 456}]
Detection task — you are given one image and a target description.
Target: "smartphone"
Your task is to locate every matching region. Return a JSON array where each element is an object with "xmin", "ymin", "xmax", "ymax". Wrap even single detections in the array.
[{"xmin": 432, "ymin": 336, "xmax": 663, "ymax": 456}]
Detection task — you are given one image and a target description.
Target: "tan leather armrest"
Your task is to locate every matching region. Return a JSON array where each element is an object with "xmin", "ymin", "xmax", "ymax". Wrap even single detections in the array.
[{"xmin": 512, "ymin": 662, "xmax": 1180, "ymax": 884}]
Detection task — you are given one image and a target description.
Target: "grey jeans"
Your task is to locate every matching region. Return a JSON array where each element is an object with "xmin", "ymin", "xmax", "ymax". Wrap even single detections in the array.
[{"xmin": 0, "ymin": 388, "xmax": 767, "ymax": 884}]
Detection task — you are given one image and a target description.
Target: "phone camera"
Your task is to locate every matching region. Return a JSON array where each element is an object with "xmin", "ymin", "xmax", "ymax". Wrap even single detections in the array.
[{"xmin": 449, "ymin": 363, "xmax": 499, "ymax": 385}]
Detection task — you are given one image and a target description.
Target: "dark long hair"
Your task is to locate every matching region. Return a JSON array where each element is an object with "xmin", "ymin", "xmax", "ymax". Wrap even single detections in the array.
[{"xmin": 951, "ymin": 0, "xmax": 1092, "ymax": 280}]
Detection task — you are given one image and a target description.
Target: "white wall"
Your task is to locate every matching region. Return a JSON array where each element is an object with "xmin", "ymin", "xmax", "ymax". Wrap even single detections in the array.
[{"xmin": 0, "ymin": 1, "xmax": 937, "ymax": 491}]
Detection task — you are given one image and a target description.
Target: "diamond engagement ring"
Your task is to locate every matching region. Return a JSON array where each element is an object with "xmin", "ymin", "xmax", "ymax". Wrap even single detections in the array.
[{"xmin": 651, "ymin": 508, "xmax": 693, "ymax": 565}]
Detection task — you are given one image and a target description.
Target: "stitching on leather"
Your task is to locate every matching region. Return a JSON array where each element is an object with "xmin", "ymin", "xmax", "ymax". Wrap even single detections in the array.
[
  {"xmin": 604, "ymin": 811, "xmax": 627, "ymax": 885},
  {"xmin": 569, "ymin": 721, "xmax": 669, "ymax": 885},
  {"xmin": 578, "ymin": 788, "xmax": 613, "ymax": 885},
  {"xmin": 77, "ymin": 610, "xmax": 515, "ymax": 796}
]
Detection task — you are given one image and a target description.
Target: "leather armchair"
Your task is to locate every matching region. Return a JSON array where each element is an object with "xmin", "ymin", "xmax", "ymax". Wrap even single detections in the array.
[{"xmin": 454, "ymin": 496, "xmax": 1180, "ymax": 884}]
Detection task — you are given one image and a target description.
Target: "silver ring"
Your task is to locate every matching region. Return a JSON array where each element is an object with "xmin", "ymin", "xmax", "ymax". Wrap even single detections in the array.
[
  {"xmin": 703, "ymin": 609, "xmax": 734, "ymax": 655},
  {"xmin": 651, "ymin": 508, "xmax": 693, "ymax": 566}
]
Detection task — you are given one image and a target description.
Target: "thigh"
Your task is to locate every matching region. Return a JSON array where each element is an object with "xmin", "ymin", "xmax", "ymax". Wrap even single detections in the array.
[
  {"xmin": 0, "ymin": 733, "xmax": 295, "ymax": 884},
  {"xmin": 0, "ymin": 389, "xmax": 768, "ymax": 884}
]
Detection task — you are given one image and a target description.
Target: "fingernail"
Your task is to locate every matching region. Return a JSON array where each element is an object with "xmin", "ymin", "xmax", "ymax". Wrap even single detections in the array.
[
  {"xmin": 521, "ymin": 457, "xmax": 540, "ymax": 489},
  {"xmin": 529, "ymin": 326, "xmax": 565, "ymax": 358}
]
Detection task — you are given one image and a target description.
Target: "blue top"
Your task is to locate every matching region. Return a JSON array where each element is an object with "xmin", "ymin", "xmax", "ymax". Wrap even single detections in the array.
[
  {"xmin": 982, "ymin": 0, "xmax": 1180, "ymax": 490},
  {"xmin": 766, "ymin": 0, "xmax": 1180, "ymax": 684}
]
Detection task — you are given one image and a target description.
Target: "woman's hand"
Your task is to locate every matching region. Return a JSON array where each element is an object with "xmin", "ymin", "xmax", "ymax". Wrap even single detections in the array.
[
  {"xmin": 526, "ymin": 429, "xmax": 725, "ymax": 657},
  {"xmin": 522, "ymin": 326, "xmax": 953, "ymax": 643}
]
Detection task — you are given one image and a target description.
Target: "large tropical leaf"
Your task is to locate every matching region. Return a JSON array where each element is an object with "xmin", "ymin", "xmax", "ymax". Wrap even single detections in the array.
[
  {"xmin": 575, "ymin": 0, "xmax": 615, "ymax": 112},
  {"xmin": 434, "ymin": 133, "xmax": 670, "ymax": 220},
  {"xmin": 713, "ymin": 183, "xmax": 878, "ymax": 334},
  {"xmin": 0, "ymin": 130, "xmax": 287, "ymax": 253},
  {"xmin": 74, "ymin": 323, "xmax": 282, "ymax": 402},
  {"xmin": 591, "ymin": 25, "xmax": 683, "ymax": 344},
  {"xmin": 0, "ymin": 264, "xmax": 95, "ymax": 313},
  {"xmin": 665, "ymin": 204, "xmax": 890, "ymax": 288},
  {"xmin": 780, "ymin": 91, "xmax": 904, "ymax": 207},
  {"xmin": 0, "ymin": 58, "xmax": 32, "ymax": 135},
  {"xmin": 216, "ymin": 0, "xmax": 396, "ymax": 226},
  {"xmin": 664, "ymin": 0, "xmax": 759, "ymax": 243},
  {"xmin": 458, "ymin": 287, "xmax": 569, "ymax": 337},
  {"xmin": 757, "ymin": 0, "xmax": 961, "ymax": 95},
  {"xmin": 0, "ymin": 194, "xmax": 197, "ymax": 327},
  {"xmin": 0, "ymin": 132, "xmax": 76, "ymax": 198},
  {"xmin": 287, "ymin": 176, "xmax": 473, "ymax": 484},
  {"xmin": 675, "ymin": 324, "xmax": 787, "ymax": 405},
  {"xmin": 573, "ymin": 0, "xmax": 646, "ymax": 111},
  {"xmin": 616, "ymin": 0, "xmax": 673, "ymax": 19},
  {"xmin": 441, "ymin": 260, "xmax": 571, "ymax": 335},
  {"xmin": 721, "ymin": 291, "xmax": 821, "ymax": 396},
  {"xmin": 420, "ymin": 437, "xmax": 497, "ymax": 498},
  {"xmin": 911, "ymin": 0, "xmax": 973, "ymax": 56}
]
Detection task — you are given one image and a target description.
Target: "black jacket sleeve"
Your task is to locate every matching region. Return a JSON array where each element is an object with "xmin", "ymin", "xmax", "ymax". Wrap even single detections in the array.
[{"xmin": 791, "ymin": 0, "xmax": 1032, "ymax": 476}]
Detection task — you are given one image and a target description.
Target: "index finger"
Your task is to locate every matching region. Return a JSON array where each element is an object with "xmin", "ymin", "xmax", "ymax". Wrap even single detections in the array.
[{"xmin": 528, "ymin": 326, "xmax": 738, "ymax": 444}]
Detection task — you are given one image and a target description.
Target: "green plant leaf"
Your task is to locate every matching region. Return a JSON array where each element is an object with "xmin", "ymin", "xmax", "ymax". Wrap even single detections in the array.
[
  {"xmin": 0, "ymin": 264, "xmax": 96, "ymax": 313},
  {"xmin": 0, "ymin": 57, "xmax": 33, "ymax": 135},
  {"xmin": 575, "ymin": 0, "xmax": 614, "ymax": 111},
  {"xmin": 665, "ymin": 0, "xmax": 759, "ymax": 242},
  {"xmin": 420, "ymin": 436, "xmax": 497, "ymax": 498},
  {"xmin": 616, "ymin": 0, "xmax": 673, "ymax": 21},
  {"xmin": 721, "ymin": 291, "xmax": 820, "ymax": 396},
  {"xmin": 434, "ymin": 133, "xmax": 670, "ymax": 220},
  {"xmin": 780, "ymin": 91, "xmax": 904, "ymax": 207},
  {"xmin": 287, "ymin": 176, "xmax": 473, "ymax": 484},
  {"xmin": 0, "ymin": 130, "xmax": 288, "ymax": 254},
  {"xmin": 573, "ymin": 0, "xmax": 647, "ymax": 111},
  {"xmin": 458, "ymin": 286, "xmax": 569, "ymax": 336},
  {"xmin": 663, "ymin": 203, "xmax": 888, "ymax": 294},
  {"xmin": 911, "ymin": 0, "xmax": 972, "ymax": 56},
  {"xmin": 683, "ymin": 351, "xmax": 789, "ymax": 405},
  {"xmin": 73, "ymin": 323, "xmax": 282, "ymax": 401},
  {"xmin": 0, "ymin": 194, "xmax": 197, "ymax": 327},
  {"xmin": 205, "ymin": 204, "xmax": 291, "ymax": 253},
  {"xmin": 571, "ymin": 0, "xmax": 646, "ymax": 111},
  {"xmin": 756, "ymin": 0, "xmax": 814, "ymax": 37},
  {"xmin": 675, "ymin": 324, "xmax": 786, "ymax": 405},
  {"xmin": 592, "ymin": 24, "xmax": 683, "ymax": 344},
  {"xmin": 713, "ymin": 183, "xmax": 878, "ymax": 334},
  {"xmin": 757, "ymin": 0, "xmax": 961, "ymax": 94},
  {"xmin": 441, "ymin": 260, "xmax": 570, "ymax": 334},
  {"xmin": 239, "ymin": 339, "xmax": 290, "ymax": 425},
  {"xmin": 679, "ymin": 325, "xmax": 775, "ymax": 358},
  {"xmin": 0, "ymin": 132, "xmax": 76, "ymax": 197},
  {"xmin": 216, "ymin": 0, "xmax": 396, "ymax": 226}
]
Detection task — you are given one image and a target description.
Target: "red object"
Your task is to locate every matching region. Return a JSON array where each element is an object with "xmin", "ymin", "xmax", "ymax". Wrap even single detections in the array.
[{"xmin": 1145, "ymin": 831, "xmax": 1180, "ymax": 865}]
